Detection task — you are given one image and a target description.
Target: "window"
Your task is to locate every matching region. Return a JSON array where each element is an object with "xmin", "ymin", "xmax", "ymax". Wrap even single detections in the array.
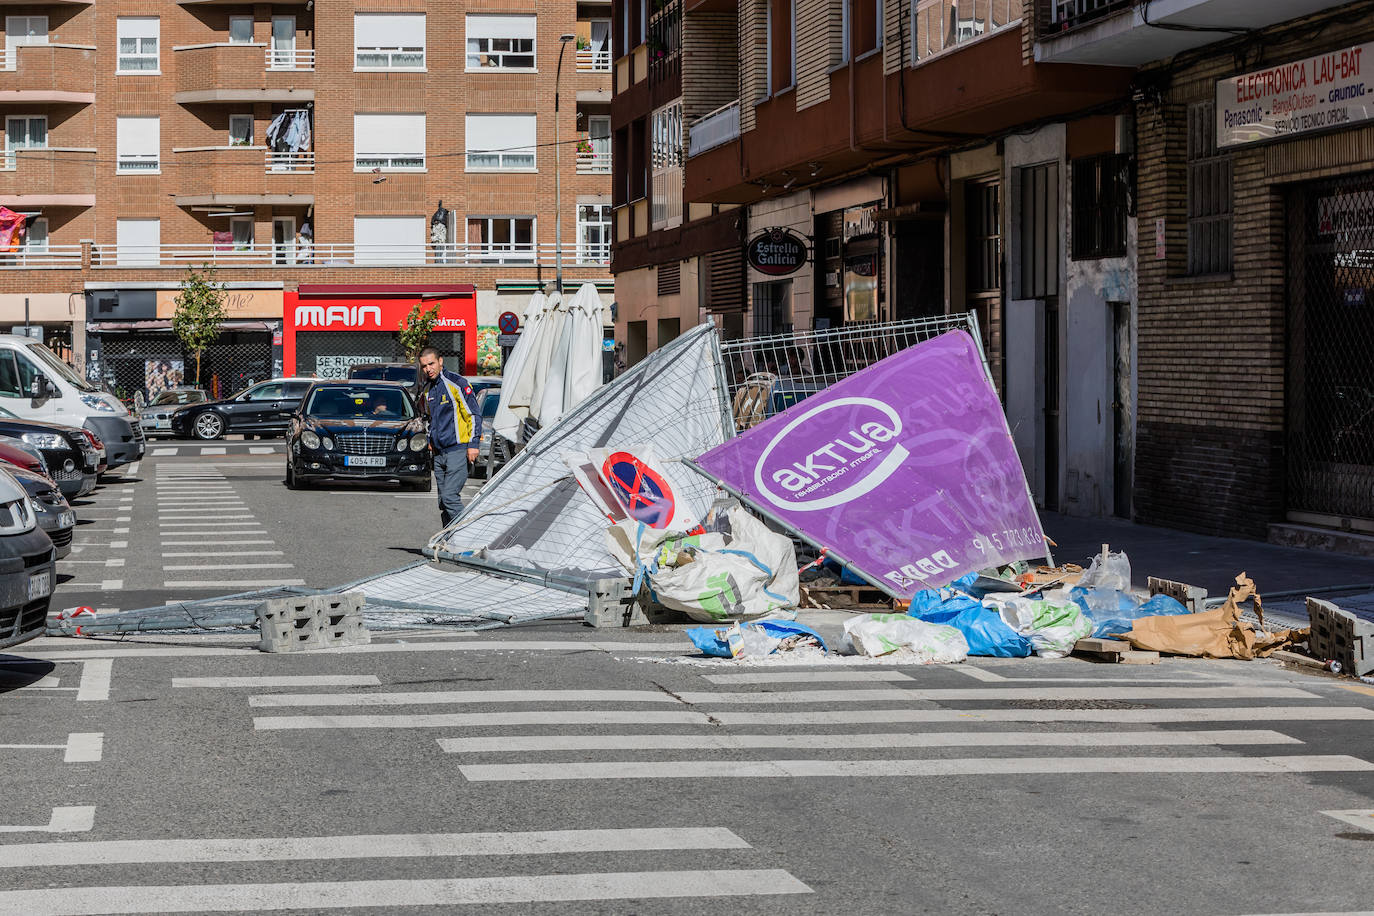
[
  {"xmin": 5, "ymin": 16, "xmax": 48, "ymax": 71},
  {"xmin": 651, "ymin": 101, "xmax": 683, "ymax": 229},
  {"xmin": 354, "ymin": 13, "xmax": 425, "ymax": 70},
  {"xmin": 465, "ymin": 15, "xmax": 535, "ymax": 70},
  {"xmin": 766, "ymin": 0, "xmax": 794, "ymax": 93},
  {"xmin": 116, "ymin": 116, "xmax": 159, "ymax": 173},
  {"xmin": 269, "ymin": 16, "xmax": 296, "ymax": 68},
  {"xmin": 1071, "ymin": 154, "xmax": 1128, "ymax": 260},
  {"xmin": 4, "ymin": 115, "xmax": 45, "ymax": 170},
  {"xmin": 1187, "ymin": 100, "xmax": 1232, "ymax": 275},
  {"xmin": 1015, "ymin": 163, "xmax": 1058, "ymax": 297},
  {"xmin": 228, "ymin": 16, "xmax": 253, "ymax": 44},
  {"xmin": 577, "ymin": 203, "xmax": 611, "ymax": 263},
  {"xmin": 465, "ymin": 114, "xmax": 536, "ymax": 171},
  {"xmin": 21, "ymin": 217, "xmax": 47, "ymax": 253},
  {"xmin": 466, "ymin": 216, "xmax": 535, "ymax": 262},
  {"xmin": 913, "ymin": 0, "xmax": 1014, "ymax": 62},
  {"xmin": 354, "ymin": 113, "xmax": 425, "ymax": 171},
  {"xmin": 353, "ymin": 216, "xmax": 426, "ymax": 265},
  {"xmin": 116, "ymin": 218, "xmax": 160, "ymax": 266},
  {"xmin": 835, "ymin": 0, "xmax": 849, "ymax": 64},
  {"xmin": 229, "ymin": 115, "xmax": 253, "ymax": 147},
  {"xmin": 752, "ymin": 281, "xmax": 793, "ymax": 336},
  {"xmin": 230, "ymin": 217, "xmax": 253, "ymax": 250},
  {"xmin": 117, "ymin": 17, "xmax": 159, "ymax": 73}
]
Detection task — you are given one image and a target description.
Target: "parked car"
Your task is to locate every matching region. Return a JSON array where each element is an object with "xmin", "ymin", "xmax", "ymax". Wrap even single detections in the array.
[
  {"xmin": 0, "ymin": 334, "xmax": 145, "ymax": 470},
  {"xmin": 139, "ymin": 388, "xmax": 209, "ymax": 437},
  {"xmin": 4, "ymin": 465, "xmax": 74, "ymax": 559},
  {"xmin": 286, "ymin": 380, "xmax": 431, "ymax": 491},
  {"xmin": 474, "ymin": 387, "xmax": 507, "ymax": 479},
  {"xmin": 348, "ymin": 363, "xmax": 419, "ymax": 386},
  {"xmin": 0, "ymin": 407, "xmax": 99, "ymax": 500},
  {"xmin": 0, "ymin": 466, "xmax": 55, "ymax": 649},
  {"xmin": 0, "ymin": 436, "xmax": 48, "ymax": 476},
  {"xmin": 169, "ymin": 378, "xmax": 314, "ymax": 440}
]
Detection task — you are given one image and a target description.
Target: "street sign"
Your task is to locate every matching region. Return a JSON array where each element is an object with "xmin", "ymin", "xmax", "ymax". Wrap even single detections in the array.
[
  {"xmin": 498, "ymin": 311, "xmax": 520, "ymax": 334},
  {"xmin": 497, "ymin": 334, "xmax": 521, "ymax": 347},
  {"xmin": 10, "ymin": 326, "xmax": 42, "ymax": 343},
  {"xmin": 602, "ymin": 451, "xmax": 677, "ymax": 528}
]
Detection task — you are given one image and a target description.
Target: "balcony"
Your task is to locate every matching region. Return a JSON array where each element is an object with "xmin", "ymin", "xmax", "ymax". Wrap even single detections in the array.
[
  {"xmin": 576, "ymin": 144, "xmax": 611, "ymax": 174},
  {"xmin": 0, "ymin": 245, "xmax": 82, "ymax": 270},
  {"xmin": 687, "ymin": 101, "xmax": 739, "ymax": 157},
  {"xmin": 89, "ymin": 243, "xmax": 612, "ymax": 269},
  {"xmin": 913, "ymin": 0, "xmax": 1019, "ymax": 62},
  {"xmin": 1035, "ymin": 0, "xmax": 1352, "ymax": 66},
  {"xmin": 576, "ymin": 48, "xmax": 612, "ymax": 72},
  {"xmin": 172, "ymin": 147, "xmax": 314, "ymax": 205},
  {"xmin": 173, "ymin": 43, "xmax": 316, "ymax": 103},
  {"xmin": 0, "ymin": 149, "xmax": 96, "ymax": 208},
  {"xmin": 0, "ymin": 45, "xmax": 97, "ymax": 102}
]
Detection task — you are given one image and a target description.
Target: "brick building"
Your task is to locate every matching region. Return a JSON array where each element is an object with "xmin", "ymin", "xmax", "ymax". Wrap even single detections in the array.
[{"xmin": 0, "ymin": 0, "xmax": 613, "ymax": 399}]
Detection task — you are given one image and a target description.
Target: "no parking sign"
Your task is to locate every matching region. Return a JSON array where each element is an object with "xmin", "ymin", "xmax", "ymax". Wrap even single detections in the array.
[{"xmin": 563, "ymin": 446, "xmax": 703, "ymax": 532}]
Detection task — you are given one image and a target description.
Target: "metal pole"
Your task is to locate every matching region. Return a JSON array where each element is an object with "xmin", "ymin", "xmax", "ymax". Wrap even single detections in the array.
[
  {"xmin": 554, "ymin": 37, "xmax": 572, "ymax": 295},
  {"xmin": 24, "ymin": 296, "xmax": 29, "ymax": 337}
]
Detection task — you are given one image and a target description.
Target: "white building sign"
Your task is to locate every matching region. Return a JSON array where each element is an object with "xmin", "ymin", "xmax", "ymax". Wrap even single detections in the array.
[{"xmin": 1217, "ymin": 42, "xmax": 1372, "ymax": 148}]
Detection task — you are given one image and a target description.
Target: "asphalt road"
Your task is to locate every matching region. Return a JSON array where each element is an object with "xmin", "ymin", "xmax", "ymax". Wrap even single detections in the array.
[{"xmin": 4, "ymin": 443, "xmax": 1374, "ymax": 915}]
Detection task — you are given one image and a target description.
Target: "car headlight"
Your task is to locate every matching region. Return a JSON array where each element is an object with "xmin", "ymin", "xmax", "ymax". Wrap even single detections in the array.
[
  {"xmin": 410, "ymin": 433, "xmax": 428, "ymax": 452},
  {"xmin": 322, "ymin": 436, "xmax": 335, "ymax": 450},
  {"xmin": 28, "ymin": 497, "xmax": 42, "ymax": 515},
  {"xmin": 80, "ymin": 395, "xmax": 117, "ymax": 413},
  {"xmin": 22, "ymin": 432, "xmax": 65, "ymax": 449},
  {"xmin": 300, "ymin": 431, "xmax": 321, "ymax": 449},
  {"xmin": 395, "ymin": 437, "xmax": 407, "ymax": 452}
]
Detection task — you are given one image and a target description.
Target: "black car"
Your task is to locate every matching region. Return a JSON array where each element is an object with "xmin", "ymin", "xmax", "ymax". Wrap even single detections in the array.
[
  {"xmin": 0, "ymin": 466, "xmax": 55, "ymax": 650},
  {"xmin": 0, "ymin": 409, "xmax": 99, "ymax": 500},
  {"xmin": 4, "ymin": 465, "xmax": 74, "ymax": 559},
  {"xmin": 170, "ymin": 378, "xmax": 314, "ymax": 440},
  {"xmin": 348, "ymin": 363, "xmax": 419, "ymax": 386},
  {"xmin": 286, "ymin": 380, "xmax": 431, "ymax": 490}
]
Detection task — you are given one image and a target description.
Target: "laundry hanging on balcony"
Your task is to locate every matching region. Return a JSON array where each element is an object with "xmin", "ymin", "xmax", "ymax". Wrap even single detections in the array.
[
  {"xmin": 266, "ymin": 110, "xmax": 312, "ymax": 153},
  {"xmin": 0, "ymin": 207, "xmax": 26, "ymax": 253}
]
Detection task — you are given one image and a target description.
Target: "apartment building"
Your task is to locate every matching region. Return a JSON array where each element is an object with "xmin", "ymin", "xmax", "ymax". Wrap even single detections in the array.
[{"xmin": 0, "ymin": 1, "xmax": 614, "ymax": 398}]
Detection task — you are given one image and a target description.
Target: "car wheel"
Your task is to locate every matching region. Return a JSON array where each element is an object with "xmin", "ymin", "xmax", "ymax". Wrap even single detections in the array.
[
  {"xmin": 285, "ymin": 464, "xmax": 298, "ymax": 489},
  {"xmin": 192, "ymin": 412, "xmax": 225, "ymax": 440}
]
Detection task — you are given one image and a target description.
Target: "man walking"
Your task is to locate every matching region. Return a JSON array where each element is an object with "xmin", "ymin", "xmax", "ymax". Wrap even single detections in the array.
[{"xmin": 418, "ymin": 347, "xmax": 482, "ymax": 527}]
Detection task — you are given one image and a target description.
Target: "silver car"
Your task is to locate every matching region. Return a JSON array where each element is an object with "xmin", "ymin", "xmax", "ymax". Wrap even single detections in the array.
[
  {"xmin": 139, "ymin": 388, "xmax": 209, "ymax": 436},
  {"xmin": 4, "ymin": 465, "xmax": 74, "ymax": 559}
]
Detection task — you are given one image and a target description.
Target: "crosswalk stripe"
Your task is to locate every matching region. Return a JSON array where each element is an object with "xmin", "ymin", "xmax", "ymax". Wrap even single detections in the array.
[
  {"xmin": 174, "ymin": 676, "xmax": 380, "ymax": 689},
  {"xmin": 159, "ymin": 540, "xmax": 276, "ymax": 547},
  {"xmin": 246, "ymin": 685, "xmax": 1318, "ymax": 708},
  {"xmin": 161, "ymin": 551, "xmax": 284, "ymax": 557},
  {"xmin": 702, "ymin": 671, "xmax": 914, "ymax": 684},
  {"xmin": 0, "ymin": 869, "xmax": 811, "ymax": 913},
  {"xmin": 0, "ymin": 826, "xmax": 751, "ymax": 868},
  {"xmin": 457, "ymin": 755, "xmax": 1374, "ymax": 782},
  {"xmin": 162, "ymin": 563, "xmax": 295, "ymax": 571},
  {"xmin": 199, "ymin": 447, "xmax": 226, "ymax": 455},
  {"xmin": 438, "ymin": 729, "xmax": 1305, "ymax": 754},
  {"xmin": 249, "ymin": 446, "xmax": 275, "ymax": 454},
  {"xmin": 164, "ymin": 579, "xmax": 306, "ymax": 588},
  {"xmin": 252, "ymin": 706, "xmax": 1374, "ymax": 730}
]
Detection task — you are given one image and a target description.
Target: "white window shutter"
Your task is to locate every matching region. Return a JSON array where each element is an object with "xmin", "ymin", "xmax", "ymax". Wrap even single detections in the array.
[
  {"xmin": 465, "ymin": 113, "xmax": 535, "ymax": 153},
  {"xmin": 354, "ymin": 113, "xmax": 425, "ymax": 157},
  {"xmin": 465, "ymin": 15, "xmax": 536, "ymax": 40},
  {"xmin": 354, "ymin": 13, "xmax": 424, "ymax": 48}
]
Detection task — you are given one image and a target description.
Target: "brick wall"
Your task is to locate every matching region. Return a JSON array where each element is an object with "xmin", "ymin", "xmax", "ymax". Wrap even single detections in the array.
[{"xmin": 682, "ymin": 10, "xmax": 737, "ymax": 123}]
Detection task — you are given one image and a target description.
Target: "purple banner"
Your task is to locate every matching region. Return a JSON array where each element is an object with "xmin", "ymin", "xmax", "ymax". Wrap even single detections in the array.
[{"xmin": 695, "ymin": 331, "xmax": 1045, "ymax": 596}]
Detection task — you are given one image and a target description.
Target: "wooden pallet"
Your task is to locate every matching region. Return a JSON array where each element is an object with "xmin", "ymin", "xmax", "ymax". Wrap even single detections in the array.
[
  {"xmin": 1073, "ymin": 637, "xmax": 1160, "ymax": 665},
  {"xmin": 799, "ymin": 583, "xmax": 893, "ymax": 609}
]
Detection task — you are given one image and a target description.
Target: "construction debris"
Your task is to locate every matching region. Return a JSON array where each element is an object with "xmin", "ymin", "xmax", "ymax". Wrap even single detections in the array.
[{"xmin": 1115, "ymin": 574, "xmax": 1307, "ymax": 659}]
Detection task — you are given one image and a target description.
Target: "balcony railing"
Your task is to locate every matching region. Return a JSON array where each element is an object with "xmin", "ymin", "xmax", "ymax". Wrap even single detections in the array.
[
  {"xmin": 576, "ymin": 148, "xmax": 611, "ymax": 173},
  {"xmin": 0, "ymin": 245, "xmax": 82, "ymax": 269},
  {"xmin": 266, "ymin": 150, "xmax": 315, "ymax": 173},
  {"xmin": 116, "ymin": 154, "xmax": 160, "ymax": 173},
  {"xmin": 575, "ymin": 48, "xmax": 611, "ymax": 71},
  {"xmin": 1045, "ymin": 0, "xmax": 1132, "ymax": 32},
  {"xmin": 266, "ymin": 47, "xmax": 315, "ymax": 71},
  {"xmin": 914, "ymin": 0, "xmax": 1018, "ymax": 61},
  {"xmin": 89, "ymin": 243, "xmax": 612, "ymax": 269},
  {"xmin": 687, "ymin": 101, "xmax": 739, "ymax": 157},
  {"xmin": 354, "ymin": 154, "xmax": 425, "ymax": 171}
]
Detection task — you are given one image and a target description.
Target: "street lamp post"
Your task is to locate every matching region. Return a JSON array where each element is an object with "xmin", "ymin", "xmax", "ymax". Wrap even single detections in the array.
[{"xmin": 554, "ymin": 33, "xmax": 576, "ymax": 296}]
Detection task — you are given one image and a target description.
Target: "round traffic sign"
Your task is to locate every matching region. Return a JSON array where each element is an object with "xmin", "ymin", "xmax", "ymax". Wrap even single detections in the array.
[
  {"xmin": 602, "ymin": 451, "xmax": 676, "ymax": 529},
  {"xmin": 498, "ymin": 311, "xmax": 520, "ymax": 334}
]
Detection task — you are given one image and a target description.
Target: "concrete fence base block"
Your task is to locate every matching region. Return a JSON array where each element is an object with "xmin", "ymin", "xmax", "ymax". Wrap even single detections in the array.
[
  {"xmin": 1307, "ymin": 597, "xmax": 1373, "ymax": 677},
  {"xmin": 256, "ymin": 592, "xmax": 371, "ymax": 653}
]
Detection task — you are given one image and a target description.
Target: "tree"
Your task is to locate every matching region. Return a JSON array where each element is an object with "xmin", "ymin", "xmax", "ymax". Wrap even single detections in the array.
[
  {"xmin": 172, "ymin": 266, "xmax": 227, "ymax": 387},
  {"xmin": 399, "ymin": 301, "xmax": 442, "ymax": 362}
]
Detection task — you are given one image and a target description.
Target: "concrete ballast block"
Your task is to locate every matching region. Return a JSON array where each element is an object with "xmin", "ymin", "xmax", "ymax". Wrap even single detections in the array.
[
  {"xmin": 1307, "ymin": 597, "xmax": 1373, "ymax": 677},
  {"xmin": 256, "ymin": 593, "xmax": 370, "ymax": 653}
]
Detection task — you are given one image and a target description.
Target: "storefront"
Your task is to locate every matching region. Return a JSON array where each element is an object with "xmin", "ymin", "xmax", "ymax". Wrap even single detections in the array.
[
  {"xmin": 0, "ymin": 293, "xmax": 80, "ymax": 363},
  {"xmin": 283, "ymin": 284, "xmax": 477, "ymax": 379}
]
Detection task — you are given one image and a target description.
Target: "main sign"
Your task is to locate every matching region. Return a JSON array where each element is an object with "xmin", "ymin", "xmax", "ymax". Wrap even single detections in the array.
[
  {"xmin": 1217, "ymin": 41, "xmax": 1373, "ymax": 148},
  {"xmin": 746, "ymin": 228, "xmax": 808, "ymax": 276}
]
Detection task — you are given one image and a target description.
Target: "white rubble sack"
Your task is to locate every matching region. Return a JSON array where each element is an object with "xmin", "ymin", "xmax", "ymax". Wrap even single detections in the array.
[{"xmin": 843, "ymin": 614, "xmax": 970, "ymax": 663}]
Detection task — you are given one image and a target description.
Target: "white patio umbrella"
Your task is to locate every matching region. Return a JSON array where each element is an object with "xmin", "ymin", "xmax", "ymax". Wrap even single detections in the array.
[
  {"xmin": 559, "ymin": 282, "xmax": 606, "ymax": 417},
  {"xmin": 491, "ymin": 291, "xmax": 550, "ymax": 442}
]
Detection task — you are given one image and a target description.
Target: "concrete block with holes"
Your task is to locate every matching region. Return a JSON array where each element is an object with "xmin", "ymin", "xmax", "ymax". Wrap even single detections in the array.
[
  {"xmin": 256, "ymin": 593, "xmax": 369, "ymax": 653},
  {"xmin": 1307, "ymin": 597, "xmax": 1373, "ymax": 676}
]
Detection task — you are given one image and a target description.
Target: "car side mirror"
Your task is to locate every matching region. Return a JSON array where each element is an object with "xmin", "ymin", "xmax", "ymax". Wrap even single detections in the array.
[{"xmin": 30, "ymin": 377, "xmax": 49, "ymax": 406}]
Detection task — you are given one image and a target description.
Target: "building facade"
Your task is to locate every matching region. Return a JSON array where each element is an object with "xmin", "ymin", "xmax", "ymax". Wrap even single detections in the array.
[{"xmin": 0, "ymin": 1, "xmax": 614, "ymax": 399}]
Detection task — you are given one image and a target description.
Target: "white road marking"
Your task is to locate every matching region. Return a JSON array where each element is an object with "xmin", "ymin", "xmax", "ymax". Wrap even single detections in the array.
[
  {"xmin": 247, "ymin": 685, "xmax": 1318, "ymax": 708},
  {"xmin": 199, "ymin": 447, "xmax": 226, "ymax": 455},
  {"xmin": 0, "ymin": 806, "xmax": 95, "ymax": 834},
  {"xmin": 125, "ymin": 461, "xmax": 140, "ymax": 474},
  {"xmin": 109, "ymin": 540, "xmax": 128, "ymax": 549},
  {"xmin": 702, "ymin": 671, "xmax": 915, "ymax": 684},
  {"xmin": 0, "ymin": 869, "xmax": 810, "ymax": 912},
  {"xmin": 439, "ymin": 729, "xmax": 1305, "ymax": 754},
  {"xmin": 161, "ymin": 551, "xmax": 284, "ymax": 557},
  {"xmin": 149, "ymin": 448, "xmax": 177, "ymax": 456},
  {"xmin": 21, "ymin": 640, "xmax": 701, "ymax": 660},
  {"xmin": 75, "ymin": 659, "xmax": 112, "ymax": 701},
  {"xmin": 56, "ymin": 580, "xmax": 124, "ymax": 591},
  {"xmin": 460, "ymin": 755, "xmax": 1374, "ymax": 782},
  {"xmin": 253, "ymin": 706, "xmax": 1374, "ymax": 731},
  {"xmin": 175, "ymin": 675, "xmax": 381, "ymax": 689},
  {"xmin": 0, "ymin": 826, "xmax": 751, "ymax": 868},
  {"xmin": 164, "ymin": 579, "xmax": 306, "ymax": 588},
  {"xmin": 249, "ymin": 446, "xmax": 275, "ymax": 454},
  {"xmin": 157, "ymin": 516, "xmax": 257, "ymax": 522},
  {"xmin": 158, "ymin": 540, "xmax": 275, "ymax": 547},
  {"xmin": 157, "ymin": 530, "xmax": 271, "ymax": 536},
  {"xmin": 64, "ymin": 732, "xmax": 104, "ymax": 763},
  {"xmin": 162, "ymin": 563, "xmax": 295, "ymax": 571},
  {"xmin": 1322, "ymin": 809, "xmax": 1374, "ymax": 833}
]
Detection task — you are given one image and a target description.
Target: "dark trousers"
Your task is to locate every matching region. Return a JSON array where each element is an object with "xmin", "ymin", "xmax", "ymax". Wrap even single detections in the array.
[{"xmin": 434, "ymin": 448, "xmax": 470, "ymax": 527}]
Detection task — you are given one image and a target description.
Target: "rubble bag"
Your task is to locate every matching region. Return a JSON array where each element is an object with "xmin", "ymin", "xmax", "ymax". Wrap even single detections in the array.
[
  {"xmin": 1086, "ymin": 593, "xmax": 1191, "ymax": 639},
  {"xmin": 843, "ymin": 614, "xmax": 969, "ymax": 663},
  {"xmin": 908, "ymin": 597, "xmax": 1032, "ymax": 658},
  {"xmin": 687, "ymin": 618, "xmax": 827, "ymax": 658},
  {"xmin": 995, "ymin": 594, "xmax": 1093, "ymax": 659}
]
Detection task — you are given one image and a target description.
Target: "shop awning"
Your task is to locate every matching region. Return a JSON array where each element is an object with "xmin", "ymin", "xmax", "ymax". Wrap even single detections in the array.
[{"xmin": 88, "ymin": 319, "xmax": 278, "ymax": 333}]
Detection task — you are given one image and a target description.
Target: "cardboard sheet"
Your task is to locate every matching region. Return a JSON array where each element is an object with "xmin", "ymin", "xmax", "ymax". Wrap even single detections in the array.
[{"xmin": 1118, "ymin": 573, "xmax": 1306, "ymax": 659}]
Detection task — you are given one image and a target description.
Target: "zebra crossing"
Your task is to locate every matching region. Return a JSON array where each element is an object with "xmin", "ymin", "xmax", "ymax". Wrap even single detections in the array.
[{"xmin": 147, "ymin": 444, "xmax": 282, "ymax": 457}]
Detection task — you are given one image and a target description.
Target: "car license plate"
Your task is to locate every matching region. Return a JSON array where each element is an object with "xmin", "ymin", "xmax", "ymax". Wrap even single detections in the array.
[
  {"xmin": 345, "ymin": 456, "xmax": 386, "ymax": 467},
  {"xmin": 28, "ymin": 570, "xmax": 50, "ymax": 601},
  {"xmin": 58, "ymin": 510, "xmax": 74, "ymax": 528}
]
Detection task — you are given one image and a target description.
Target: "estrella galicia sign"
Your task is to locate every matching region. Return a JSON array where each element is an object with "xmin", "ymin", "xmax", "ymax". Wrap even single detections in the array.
[{"xmin": 747, "ymin": 228, "xmax": 808, "ymax": 277}]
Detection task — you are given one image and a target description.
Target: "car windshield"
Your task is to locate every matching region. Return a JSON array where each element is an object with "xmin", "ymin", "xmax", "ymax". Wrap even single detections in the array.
[
  {"xmin": 350, "ymin": 366, "xmax": 416, "ymax": 383},
  {"xmin": 304, "ymin": 385, "xmax": 414, "ymax": 420},
  {"xmin": 150, "ymin": 390, "xmax": 203, "ymax": 407},
  {"xmin": 480, "ymin": 392, "xmax": 500, "ymax": 418},
  {"xmin": 25, "ymin": 342, "xmax": 96, "ymax": 392}
]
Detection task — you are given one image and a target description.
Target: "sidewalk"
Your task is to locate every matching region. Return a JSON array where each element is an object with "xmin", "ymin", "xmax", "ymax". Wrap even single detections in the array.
[{"xmin": 1039, "ymin": 511, "xmax": 1374, "ymax": 599}]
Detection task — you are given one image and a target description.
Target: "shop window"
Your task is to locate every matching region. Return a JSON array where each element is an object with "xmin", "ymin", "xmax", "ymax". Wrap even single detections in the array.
[
  {"xmin": 1187, "ymin": 100, "xmax": 1232, "ymax": 275},
  {"xmin": 465, "ymin": 114, "xmax": 536, "ymax": 171},
  {"xmin": 752, "ymin": 280, "xmax": 792, "ymax": 336},
  {"xmin": 117, "ymin": 17, "xmax": 159, "ymax": 73},
  {"xmin": 354, "ymin": 13, "xmax": 425, "ymax": 70},
  {"xmin": 1071, "ymin": 154, "xmax": 1128, "ymax": 260},
  {"xmin": 465, "ymin": 15, "xmax": 535, "ymax": 70}
]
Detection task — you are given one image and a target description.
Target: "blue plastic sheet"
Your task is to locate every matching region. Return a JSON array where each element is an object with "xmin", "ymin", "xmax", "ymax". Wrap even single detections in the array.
[
  {"xmin": 1080, "ymin": 593, "xmax": 1191, "ymax": 638},
  {"xmin": 686, "ymin": 618, "xmax": 829, "ymax": 657},
  {"xmin": 909, "ymin": 600, "xmax": 1033, "ymax": 658}
]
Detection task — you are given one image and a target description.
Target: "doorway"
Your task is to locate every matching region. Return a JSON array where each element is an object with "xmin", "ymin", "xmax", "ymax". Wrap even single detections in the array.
[{"xmin": 273, "ymin": 217, "xmax": 295, "ymax": 265}]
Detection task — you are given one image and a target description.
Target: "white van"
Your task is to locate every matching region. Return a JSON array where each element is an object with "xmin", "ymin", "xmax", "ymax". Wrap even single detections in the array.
[{"xmin": 0, "ymin": 334, "xmax": 145, "ymax": 470}]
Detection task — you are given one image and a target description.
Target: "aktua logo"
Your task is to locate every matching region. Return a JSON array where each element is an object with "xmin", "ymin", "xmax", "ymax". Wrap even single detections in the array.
[
  {"xmin": 294, "ymin": 305, "xmax": 383, "ymax": 328},
  {"xmin": 753, "ymin": 397, "xmax": 908, "ymax": 511}
]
